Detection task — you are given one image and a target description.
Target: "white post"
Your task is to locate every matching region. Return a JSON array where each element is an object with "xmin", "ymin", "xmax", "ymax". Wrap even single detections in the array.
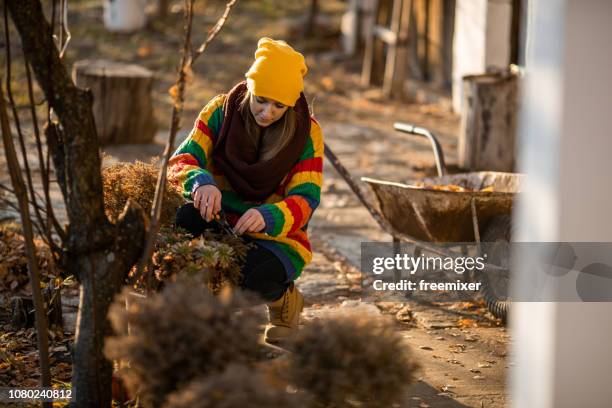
[{"xmin": 512, "ymin": 1, "xmax": 612, "ymax": 407}]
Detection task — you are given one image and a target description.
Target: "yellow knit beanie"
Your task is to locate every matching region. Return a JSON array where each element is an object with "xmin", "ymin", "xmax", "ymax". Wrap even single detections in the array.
[{"xmin": 245, "ymin": 37, "xmax": 308, "ymax": 107}]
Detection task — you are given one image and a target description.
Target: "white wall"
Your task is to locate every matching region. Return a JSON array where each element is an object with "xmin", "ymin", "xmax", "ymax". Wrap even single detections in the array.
[
  {"xmin": 512, "ymin": 1, "xmax": 612, "ymax": 407},
  {"xmin": 452, "ymin": 0, "xmax": 513, "ymax": 112}
]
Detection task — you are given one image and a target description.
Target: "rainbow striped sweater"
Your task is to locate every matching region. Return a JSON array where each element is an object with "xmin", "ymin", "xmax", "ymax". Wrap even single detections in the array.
[{"xmin": 168, "ymin": 94, "xmax": 324, "ymax": 281}]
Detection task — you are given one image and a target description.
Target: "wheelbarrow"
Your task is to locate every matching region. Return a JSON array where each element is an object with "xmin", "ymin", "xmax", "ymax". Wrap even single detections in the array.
[{"xmin": 324, "ymin": 123, "xmax": 524, "ymax": 321}]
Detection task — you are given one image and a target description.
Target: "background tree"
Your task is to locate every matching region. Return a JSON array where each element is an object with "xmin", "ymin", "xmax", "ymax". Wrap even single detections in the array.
[{"xmin": 6, "ymin": 1, "xmax": 146, "ymax": 405}]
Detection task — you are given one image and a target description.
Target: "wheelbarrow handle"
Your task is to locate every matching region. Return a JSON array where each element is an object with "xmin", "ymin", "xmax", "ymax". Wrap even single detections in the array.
[{"xmin": 393, "ymin": 122, "xmax": 447, "ymax": 177}]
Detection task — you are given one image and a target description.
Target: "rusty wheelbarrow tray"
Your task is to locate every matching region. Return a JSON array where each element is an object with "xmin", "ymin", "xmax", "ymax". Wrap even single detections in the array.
[{"xmin": 361, "ymin": 171, "xmax": 524, "ymax": 243}]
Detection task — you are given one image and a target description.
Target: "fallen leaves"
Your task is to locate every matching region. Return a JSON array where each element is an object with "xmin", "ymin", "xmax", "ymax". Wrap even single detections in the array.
[
  {"xmin": 137, "ymin": 43, "xmax": 152, "ymax": 58},
  {"xmin": 412, "ymin": 182, "xmax": 495, "ymax": 193},
  {"xmin": 396, "ymin": 305, "xmax": 414, "ymax": 323},
  {"xmin": 320, "ymin": 76, "xmax": 335, "ymax": 92},
  {"xmin": 457, "ymin": 318, "xmax": 479, "ymax": 328},
  {"xmin": 374, "ymin": 301, "xmax": 403, "ymax": 314},
  {"xmin": 448, "ymin": 343, "xmax": 467, "ymax": 353},
  {"xmin": 0, "ymin": 326, "xmax": 72, "ymax": 387}
]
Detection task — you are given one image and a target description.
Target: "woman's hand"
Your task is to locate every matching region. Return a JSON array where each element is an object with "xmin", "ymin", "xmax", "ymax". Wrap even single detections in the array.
[
  {"xmin": 192, "ymin": 185, "xmax": 222, "ymax": 222},
  {"xmin": 234, "ymin": 208, "xmax": 266, "ymax": 235}
]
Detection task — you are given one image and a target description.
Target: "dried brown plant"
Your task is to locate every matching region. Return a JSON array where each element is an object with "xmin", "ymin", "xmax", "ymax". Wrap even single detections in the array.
[
  {"xmin": 105, "ymin": 280, "xmax": 261, "ymax": 408},
  {"xmin": 165, "ymin": 364, "xmax": 304, "ymax": 408},
  {"xmin": 102, "ymin": 161, "xmax": 184, "ymax": 226},
  {"xmin": 289, "ymin": 312, "xmax": 420, "ymax": 408}
]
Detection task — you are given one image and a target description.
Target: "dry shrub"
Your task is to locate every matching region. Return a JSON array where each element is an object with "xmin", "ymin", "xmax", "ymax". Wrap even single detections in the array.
[
  {"xmin": 102, "ymin": 160, "xmax": 183, "ymax": 226},
  {"xmin": 143, "ymin": 227, "xmax": 250, "ymax": 293},
  {"xmin": 289, "ymin": 312, "xmax": 420, "ymax": 408},
  {"xmin": 105, "ymin": 280, "xmax": 261, "ymax": 408},
  {"xmin": 165, "ymin": 364, "xmax": 304, "ymax": 408},
  {"xmin": 0, "ymin": 224, "xmax": 55, "ymax": 292}
]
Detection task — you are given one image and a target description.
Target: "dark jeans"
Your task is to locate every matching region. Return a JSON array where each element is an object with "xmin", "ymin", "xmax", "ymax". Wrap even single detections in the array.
[{"xmin": 175, "ymin": 203, "xmax": 289, "ymax": 302}]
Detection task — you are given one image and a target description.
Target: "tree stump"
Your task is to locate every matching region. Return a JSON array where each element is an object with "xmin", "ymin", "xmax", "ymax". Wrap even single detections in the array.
[
  {"xmin": 72, "ymin": 60, "xmax": 157, "ymax": 145},
  {"xmin": 458, "ymin": 71, "xmax": 519, "ymax": 172}
]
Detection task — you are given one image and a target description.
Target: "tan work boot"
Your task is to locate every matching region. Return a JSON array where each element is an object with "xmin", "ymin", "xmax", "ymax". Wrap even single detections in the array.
[{"xmin": 264, "ymin": 283, "xmax": 304, "ymax": 343}]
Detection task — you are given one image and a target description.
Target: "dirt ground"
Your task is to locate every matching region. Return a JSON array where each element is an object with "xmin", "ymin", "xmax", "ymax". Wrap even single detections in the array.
[{"xmin": 0, "ymin": 1, "xmax": 508, "ymax": 406}]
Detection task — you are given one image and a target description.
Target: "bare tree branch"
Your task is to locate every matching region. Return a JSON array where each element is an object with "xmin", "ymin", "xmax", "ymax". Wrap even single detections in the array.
[
  {"xmin": 191, "ymin": 0, "xmax": 238, "ymax": 64},
  {"xmin": 2, "ymin": 2, "xmax": 66, "ymax": 250},
  {"xmin": 25, "ymin": 62, "xmax": 67, "ymax": 243},
  {"xmin": 3, "ymin": 3, "xmax": 49, "ymax": 240},
  {"xmin": 0, "ymin": 183, "xmax": 61, "ymax": 248},
  {"xmin": 0, "ymin": 182, "xmax": 48, "ymax": 214},
  {"xmin": 0, "ymin": 80, "xmax": 52, "ymax": 408},
  {"xmin": 57, "ymin": 0, "xmax": 71, "ymax": 59},
  {"xmin": 0, "ymin": 187, "xmax": 48, "ymax": 239}
]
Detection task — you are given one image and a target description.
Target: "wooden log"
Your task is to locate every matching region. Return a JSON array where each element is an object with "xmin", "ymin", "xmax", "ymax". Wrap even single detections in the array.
[
  {"xmin": 382, "ymin": 0, "xmax": 403, "ymax": 97},
  {"xmin": 416, "ymin": 0, "xmax": 429, "ymax": 80},
  {"xmin": 427, "ymin": 0, "xmax": 444, "ymax": 86},
  {"xmin": 380, "ymin": 0, "xmax": 412, "ymax": 99},
  {"xmin": 362, "ymin": 0, "xmax": 392, "ymax": 86},
  {"xmin": 458, "ymin": 72, "xmax": 519, "ymax": 172},
  {"xmin": 72, "ymin": 59, "xmax": 157, "ymax": 145},
  {"xmin": 442, "ymin": 0, "xmax": 455, "ymax": 89}
]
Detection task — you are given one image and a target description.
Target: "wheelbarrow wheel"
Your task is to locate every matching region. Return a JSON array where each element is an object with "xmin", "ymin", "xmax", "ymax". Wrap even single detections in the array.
[{"xmin": 479, "ymin": 214, "xmax": 513, "ymax": 323}]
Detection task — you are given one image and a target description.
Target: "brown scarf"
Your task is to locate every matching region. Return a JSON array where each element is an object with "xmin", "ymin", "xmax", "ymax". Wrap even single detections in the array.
[{"xmin": 212, "ymin": 81, "xmax": 310, "ymax": 202}]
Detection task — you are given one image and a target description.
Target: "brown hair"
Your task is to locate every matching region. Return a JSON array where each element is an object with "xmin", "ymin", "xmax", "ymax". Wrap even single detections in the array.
[{"xmin": 239, "ymin": 91, "xmax": 297, "ymax": 162}]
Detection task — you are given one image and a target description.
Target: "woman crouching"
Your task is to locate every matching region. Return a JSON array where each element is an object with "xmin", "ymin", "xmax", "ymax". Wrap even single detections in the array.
[{"xmin": 169, "ymin": 37, "xmax": 323, "ymax": 343}]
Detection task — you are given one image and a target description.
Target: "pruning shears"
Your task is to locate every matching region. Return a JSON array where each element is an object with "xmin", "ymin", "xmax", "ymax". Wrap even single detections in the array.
[{"xmin": 214, "ymin": 208, "xmax": 238, "ymax": 238}]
